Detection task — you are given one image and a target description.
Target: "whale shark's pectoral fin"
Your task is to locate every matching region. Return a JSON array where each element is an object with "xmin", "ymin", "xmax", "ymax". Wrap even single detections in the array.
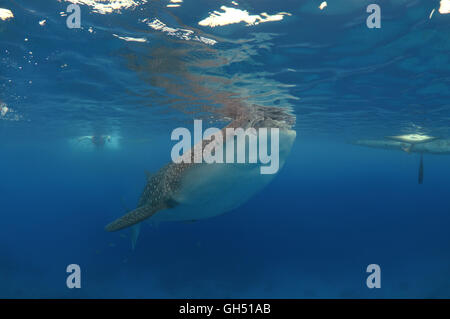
[
  {"xmin": 130, "ymin": 224, "xmax": 141, "ymax": 250},
  {"xmin": 418, "ymin": 154, "xmax": 424, "ymax": 184}
]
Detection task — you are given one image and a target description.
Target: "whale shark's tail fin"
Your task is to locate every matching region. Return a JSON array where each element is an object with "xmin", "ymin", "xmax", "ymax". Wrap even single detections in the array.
[
  {"xmin": 130, "ymin": 224, "xmax": 141, "ymax": 250},
  {"xmin": 119, "ymin": 197, "xmax": 141, "ymax": 248},
  {"xmin": 106, "ymin": 205, "xmax": 160, "ymax": 232},
  {"xmin": 418, "ymin": 154, "xmax": 424, "ymax": 184}
]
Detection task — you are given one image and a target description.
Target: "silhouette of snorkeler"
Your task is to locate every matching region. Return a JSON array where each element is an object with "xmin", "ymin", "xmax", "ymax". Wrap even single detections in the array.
[{"xmin": 78, "ymin": 135, "xmax": 112, "ymax": 147}]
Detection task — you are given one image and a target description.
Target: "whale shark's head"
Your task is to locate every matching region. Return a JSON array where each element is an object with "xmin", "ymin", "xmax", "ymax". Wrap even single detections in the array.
[{"xmin": 233, "ymin": 105, "xmax": 296, "ymax": 131}]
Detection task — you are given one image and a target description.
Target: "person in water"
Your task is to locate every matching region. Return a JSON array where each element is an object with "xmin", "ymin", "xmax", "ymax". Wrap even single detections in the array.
[{"xmin": 78, "ymin": 135, "xmax": 112, "ymax": 147}]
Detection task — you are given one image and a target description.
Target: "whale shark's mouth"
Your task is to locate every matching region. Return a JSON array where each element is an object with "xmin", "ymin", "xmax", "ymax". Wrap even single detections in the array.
[{"xmin": 238, "ymin": 105, "xmax": 296, "ymax": 131}]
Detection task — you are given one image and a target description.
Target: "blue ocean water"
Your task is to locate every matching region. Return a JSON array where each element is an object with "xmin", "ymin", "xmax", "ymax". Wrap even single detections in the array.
[{"xmin": 1, "ymin": 0, "xmax": 450, "ymax": 298}]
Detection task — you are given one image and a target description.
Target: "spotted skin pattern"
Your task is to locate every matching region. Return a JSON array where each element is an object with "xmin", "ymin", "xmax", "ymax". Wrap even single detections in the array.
[{"xmin": 105, "ymin": 105, "xmax": 295, "ymax": 232}]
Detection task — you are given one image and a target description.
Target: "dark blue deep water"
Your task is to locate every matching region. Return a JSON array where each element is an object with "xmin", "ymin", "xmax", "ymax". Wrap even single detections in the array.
[{"xmin": 1, "ymin": 0, "xmax": 450, "ymax": 298}]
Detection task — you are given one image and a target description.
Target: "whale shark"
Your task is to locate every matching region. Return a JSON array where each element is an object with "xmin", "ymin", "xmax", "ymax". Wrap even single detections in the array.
[
  {"xmin": 353, "ymin": 137, "xmax": 450, "ymax": 184},
  {"xmin": 105, "ymin": 105, "xmax": 296, "ymax": 234}
]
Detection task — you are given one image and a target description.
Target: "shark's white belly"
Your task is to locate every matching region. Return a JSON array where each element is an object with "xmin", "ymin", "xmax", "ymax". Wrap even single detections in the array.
[{"xmin": 151, "ymin": 129, "xmax": 296, "ymax": 222}]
